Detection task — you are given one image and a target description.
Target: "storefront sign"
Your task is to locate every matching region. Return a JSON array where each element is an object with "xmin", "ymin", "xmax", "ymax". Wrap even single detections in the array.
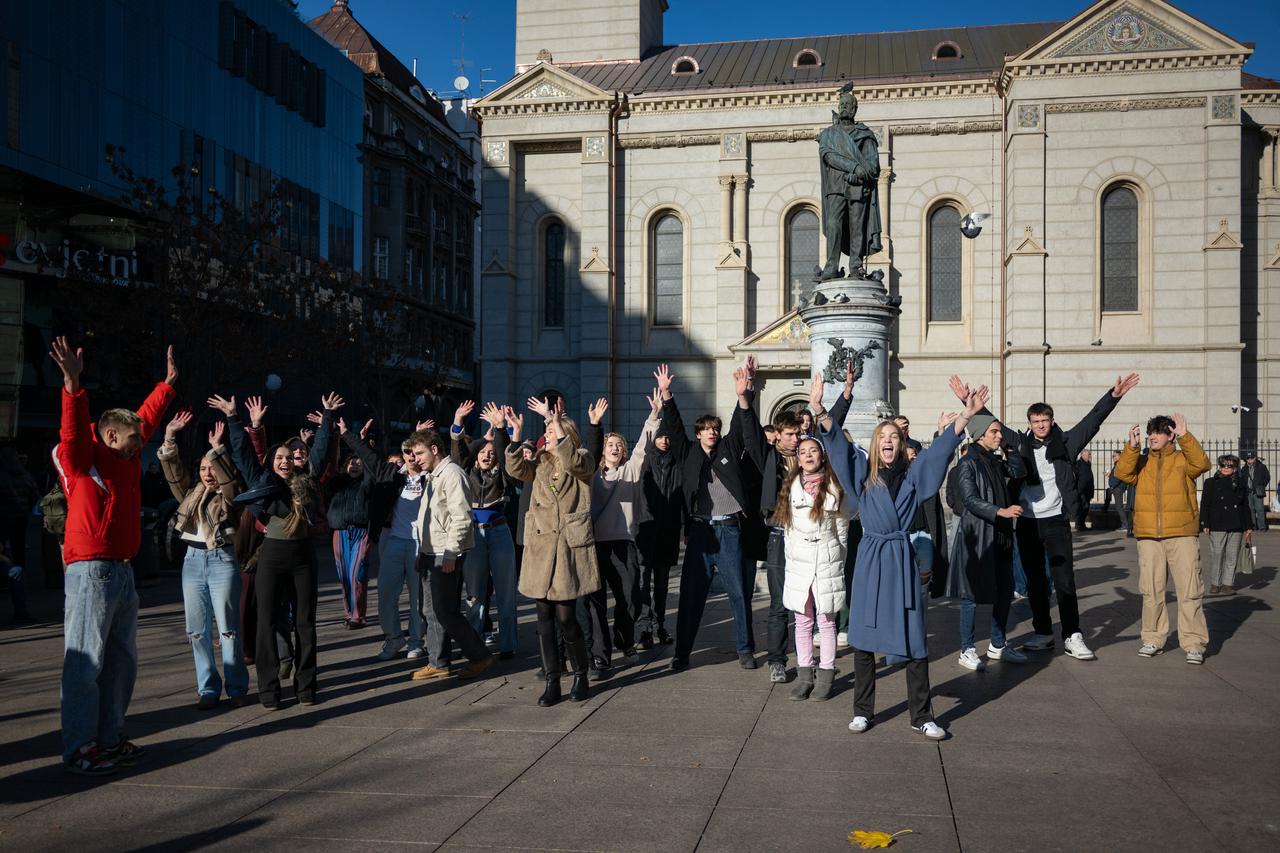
[{"xmin": 0, "ymin": 233, "xmax": 136, "ymax": 285}]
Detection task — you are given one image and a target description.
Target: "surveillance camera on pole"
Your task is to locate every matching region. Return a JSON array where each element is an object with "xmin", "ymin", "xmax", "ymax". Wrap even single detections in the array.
[{"xmin": 960, "ymin": 212, "xmax": 990, "ymax": 239}]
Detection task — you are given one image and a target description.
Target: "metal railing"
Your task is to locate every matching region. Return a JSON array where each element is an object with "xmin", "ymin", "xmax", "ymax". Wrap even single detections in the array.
[{"xmin": 1080, "ymin": 438, "xmax": 1278, "ymax": 506}]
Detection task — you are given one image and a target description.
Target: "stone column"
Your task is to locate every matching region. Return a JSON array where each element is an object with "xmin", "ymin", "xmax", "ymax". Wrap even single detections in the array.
[
  {"xmin": 799, "ymin": 276, "xmax": 900, "ymax": 442},
  {"xmin": 718, "ymin": 175, "xmax": 733, "ymax": 257},
  {"xmin": 733, "ymin": 173, "xmax": 748, "ymax": 248}
]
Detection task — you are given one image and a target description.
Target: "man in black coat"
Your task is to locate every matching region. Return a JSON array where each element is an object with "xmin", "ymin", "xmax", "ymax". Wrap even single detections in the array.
[
  {"xmin": 657, "ymin": 360, "xmax": 759, "ymax": 672},
  {"xmin": 1243, "ymin": 452, "xmax": 1270, "ymax": 532},
  {"xmin": 636, "ymin": 424, "xmax": 683, "ymax": 648},
  {"xmin": 1073, "ymin": 450, "xmax": 1095, "ymax": 532},
  {"xmin": 955, "ymin": 372, "xmax": 1140, "ymax": 661}
]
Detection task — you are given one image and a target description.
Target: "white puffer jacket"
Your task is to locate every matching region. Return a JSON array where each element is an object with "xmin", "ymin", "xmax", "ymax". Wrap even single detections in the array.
[{"xmin": 781, "ymin": 478, "xmax": 850, "ymax": 614}]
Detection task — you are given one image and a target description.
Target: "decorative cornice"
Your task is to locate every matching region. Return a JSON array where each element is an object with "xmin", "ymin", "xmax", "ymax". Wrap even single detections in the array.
[
  {"xmin": 1044, "ymin": 96, "xmax": 1205, "ymax": 114},
  {"xmin": 891, "ymin": 119, "xmax": 1003, "ymax": 135},
  {"xmin": 472, "ymin": 97, "xmax": 615, "ymax": 117},
  {"xmin": 745, "ymin": 128, "xmax": 819, "ymax": 143},
  {"xmin": 618, "ymin": 119, "xmax": 1003, "ymax": 151},
  {"xmin": 621, "ymin": 79, "xmax": 998, "ymax": 115},
  {"xmin": 1003, "ymin": 51, "xmax": 1249, "ymax": 84},
  {"xmin": 617, "ymin": 133, "xmax": 721, "ymax": 150},
  {"xmin": 1243, "ymin": 90, "xmax": 1280, "ymax": 106},
  {"xmin": 517, "ymin": 139, "xmax": 580, "ymax": 154}
]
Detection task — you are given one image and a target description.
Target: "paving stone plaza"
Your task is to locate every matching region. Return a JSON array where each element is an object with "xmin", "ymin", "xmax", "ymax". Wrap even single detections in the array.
[{"xmin": 1, "ymin": 528, "xmax": 1276, "ymax": 852}]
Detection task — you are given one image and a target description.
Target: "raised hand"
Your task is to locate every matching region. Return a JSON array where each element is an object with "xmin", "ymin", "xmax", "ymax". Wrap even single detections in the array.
[
  {"xmin": 305, "ymin": 411, "xmax": 324, "ymax": 426},
  {"xmin": 1111, "ymin": 373, "xmax": 1140, "ymax": 398},
  {"xmin": 843, "ymin": 358, "xmax": 855, "ymax": 397},
  {"xmin": 336, "ymin": 417, "xmax": 349, "ymax": 435},
  {"xmin": 359, "ymin": 419, "xmax": 374, "ymax": 440},
  {"xmin": 654, "ymin": 363, "xmax": 675, "ymax": 400},
  {"xmin": 1128, "ymin": 425, "xmax": 1142, "ymax": 448},
  {"xmin": 808, "ymin": 372, "xmax": 826, "ymax": 412},
  {"xmin": 745, "ymin": 355, "xmax": 758, "ymax": 382},
  {"xmin": 646, "ymin": 388, "xmax": 662, "ymax": 419},
  {"xmin": 321, "ymin": 392, "xmax": 345, "ymax": 412},
  {"xmin": 299, "ymin": 427, "xmax": 315, "ymax": 444},
  {"xmin": 208, "ymin": 421, "xmax": 225, "ymax": 448},
  {"xmin": 454, "ymin": 400, "xmax": 475, "ymax": 426},
  {"xmin": 553, "ymin": 397, "xmax": 565, "ymax": 416},
  {"xmin": 526, "ymin": 396, "xmax": 552, "ymax": 420},
  {"xmin": 1171, "ymin": 413, "xmax": 1188, "ymax": 437},
  {"xmin": 938, "ymin": 411, "xmax": 958, "ymax": 435},
  {"xmin": 164, "ymin": 410, "xmax": 193, "ymax": 442},
  {"xmin": 949, "ymin": 374, "xmax": 974, "ymax": 405},
  {"xmin": 206, "ymin": 394, "xmax": 237, "ymax": 417},
  {"xmin": 164, "ymin": 345, "xmax": 178, "ymax": 386},
  {"xmin": 733, "ymin": 366, "xmax": 749, "ymax": 399},
  {"xmin": 480, "ymin": 402, "xmax": 505, "ymax": 429},
  {"xmin": 416, "ymin": 419, "xmax": 435, "ymax": 431},
  {"xmin": 245, "ymin": 395, "xmax": 268, "ymax": 428},
  {"xmin": 964, "ymin": 385, "xmax": 990, "ymax": 418},
  {"xmin": 507, "ymin": 408, "xmax": 524, "ymax": 442},
  {"xmin": 588, "ymin": 397, "xmax": 609, "ymax": 426},
  {"xmin": 50, "ymin": 336, "xmax": 84, "ymax": 392}
]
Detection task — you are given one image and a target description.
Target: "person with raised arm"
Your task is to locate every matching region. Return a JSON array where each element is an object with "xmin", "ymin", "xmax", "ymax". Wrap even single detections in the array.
[
  {"xmin": 951, "ymin": 372, "xmax": 1140, "ymax": 661},
  {"xmin": 659, "ymin": 359, "xmax": 759, "ymax": 672},
  {"xmin": 586, "ymin": 388, "xmax": 661, "ymax": 675},
  {"xmin": 635, "ymin": 369, "xmax": 687, "ymax": 650},
  {"xmin": 505, "ymin": 398, "xmax": 600, "ymax": 705},
  {"xmin": 451, "ymin": 402, "xmax": 520, "ymax": 659},
  {"xmin": 158, "ymin": 412, "xmax": 251, "ymax": 709},
  {"xmin": 211, "ymin": 391, "xmax": 337, "ymax": 708},
  {"xmin": 51, "ymin": 337, "xmax": 177, "ymax": 775},
  {"xmin": 324, "ymin": 418, "xmax": 378, "ymax": 630},
  {"xmin": 822, "ymin": 376, "xmax": 987, "ymax": 740}
]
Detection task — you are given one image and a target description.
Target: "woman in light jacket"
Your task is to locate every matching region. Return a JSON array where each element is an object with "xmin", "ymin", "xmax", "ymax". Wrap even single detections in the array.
[
  {"xmin": 586, "ymin": 390, "xmax": 661, "ymax": 673},
  {"xmin": 774, "ymin": 436, "xmax": 849, "ymax": 701},
  {"xmin": 505, "ymin": 397, "xmax": 601, "ymax": 707},
  {"xmin": 158, "ymin": 411, "xmax": 250, "ymax": 710}
]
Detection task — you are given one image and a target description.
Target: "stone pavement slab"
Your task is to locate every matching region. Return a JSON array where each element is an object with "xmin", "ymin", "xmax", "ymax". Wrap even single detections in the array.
[{"xmin": 1, "ymin": 530, "xmax": 1278, "ymax": 851}]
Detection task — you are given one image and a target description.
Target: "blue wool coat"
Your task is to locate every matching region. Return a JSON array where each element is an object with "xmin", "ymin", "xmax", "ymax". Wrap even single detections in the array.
[{"xmin": 823, "ymin": 425, "xmax": 962, "ymax": 660}]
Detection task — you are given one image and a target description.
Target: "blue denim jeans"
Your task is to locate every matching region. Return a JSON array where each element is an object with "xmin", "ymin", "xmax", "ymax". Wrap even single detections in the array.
[
  {"xmin": 464, "ymin": 524, "xmax": 517, "ymax": 654},
  {"xmin": 378, "ymin": 535, "xmax": 423, "ymax": 650},
  {"xmin": 181, "ymin": 545, "xmax": 249, "ymax": 699},
  {"xmin": 61, "ymin": 559, "xmax": 138, "ymax": 761},
  {"xmin": 1012, "ymin": 539, "xmax": 1028, "ymax": 597},
  {"xmin": 959, "ymin": 595, "xmax": 1012, "ymax": 650},
  {"xmin": 910, "ymin": 530, "xmax": 934, "ymax": 575},
  {"xmin": 674, "ymin": 520, "xmax": 755, "ymax": 660}
]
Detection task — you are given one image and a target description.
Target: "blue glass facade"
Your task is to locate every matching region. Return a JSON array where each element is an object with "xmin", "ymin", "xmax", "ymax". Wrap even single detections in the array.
[{"xmin": 0, "ymin": 0, "xmax": 363, "ymax": 268}]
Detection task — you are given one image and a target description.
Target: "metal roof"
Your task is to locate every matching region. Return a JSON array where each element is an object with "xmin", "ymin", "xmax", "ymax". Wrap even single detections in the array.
[{"xmin": 560, "ymin": 21, "xmax": 1062, "ymax": 96}]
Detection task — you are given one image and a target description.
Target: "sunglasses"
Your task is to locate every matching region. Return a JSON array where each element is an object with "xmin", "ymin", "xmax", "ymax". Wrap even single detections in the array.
[{"xmin": 1220, "ymin": 464, "xmax": 1237, "ymax": 470}]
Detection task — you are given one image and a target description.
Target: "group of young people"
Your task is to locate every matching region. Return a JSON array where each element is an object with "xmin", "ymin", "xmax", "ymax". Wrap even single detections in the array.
[{"xmin": 51, "ymin": 327, "xmax": 1237, "ymax": 775}]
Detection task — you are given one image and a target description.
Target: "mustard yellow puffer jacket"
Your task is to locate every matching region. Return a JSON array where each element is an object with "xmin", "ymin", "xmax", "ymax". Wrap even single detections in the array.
[{"xmin": 1113, "ymin": 432, "xmax": 1211, "ymax": 539}]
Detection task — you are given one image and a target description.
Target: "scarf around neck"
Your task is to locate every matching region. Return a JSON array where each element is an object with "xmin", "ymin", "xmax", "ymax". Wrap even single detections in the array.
[{"xmin": 801, "ymin": 470, "xmax": 824, "ymax": 498}]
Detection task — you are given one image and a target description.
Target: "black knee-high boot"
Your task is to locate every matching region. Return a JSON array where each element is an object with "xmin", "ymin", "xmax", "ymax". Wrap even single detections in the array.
[{"xmin": 536, "ymin": 621, "xmax": 561, "ymax": 707}]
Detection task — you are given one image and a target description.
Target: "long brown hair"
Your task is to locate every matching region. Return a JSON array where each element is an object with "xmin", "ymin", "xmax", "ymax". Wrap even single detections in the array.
[
  {"xmin": 770, "ymin": 437, "xmax": 845, "ymax": 528},
  {"xmin": 537, "ymin": 416, "xmax": 582, "ymax": 467},
  {"xmin": 598, "ymin": 432, "xmax": 630, "ymax": 470},
  {"xmin": 865, "ymin": 420, "xmax": 905, "ymax": 490}
]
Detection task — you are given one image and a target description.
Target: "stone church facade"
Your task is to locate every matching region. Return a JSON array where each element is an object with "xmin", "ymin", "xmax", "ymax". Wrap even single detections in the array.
[{"xmin": 473, "ymin": 0, "xmax": 1280, "ymax": 443}]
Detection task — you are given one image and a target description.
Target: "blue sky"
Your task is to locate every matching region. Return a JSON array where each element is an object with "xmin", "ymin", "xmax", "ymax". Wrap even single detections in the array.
[{"xmin": 297, "ymin": 0, "xmax": 1280, "ymax": 97}]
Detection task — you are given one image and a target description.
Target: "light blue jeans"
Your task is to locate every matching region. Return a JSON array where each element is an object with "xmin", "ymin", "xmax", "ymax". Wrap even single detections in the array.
[
  {"xmin": 378, "ymin": 535, "xmax": 424, "ymax": 650},
  {"xmin": 181, "ymin": 545, "xmax": 249, "ymax": 698},
  {"xmin": 61, "ymin": 559, "xmax": 138, "ymax": 761},
  {"xmin": 463, "ymin": 524, "xmax": 517, "ymax": 653},
  {"xmin": 910, "ymin": 530, "xmax": 934, "ymax": 575}
]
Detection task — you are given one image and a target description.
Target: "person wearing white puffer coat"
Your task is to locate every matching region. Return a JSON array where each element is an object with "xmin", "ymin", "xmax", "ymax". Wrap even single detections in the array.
[{"xmin": 775, "ymin": 437, "xmax": 850, "ymax": 701}]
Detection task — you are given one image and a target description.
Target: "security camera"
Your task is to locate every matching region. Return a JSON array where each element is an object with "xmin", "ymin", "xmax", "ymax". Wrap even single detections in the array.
[
  {"xmin": 960, "ymin": 212, "xmax": 990, "ymax": 239},
  {"xmin": 1232, "ymin": 404, "xmax": 1252, "ymax": 414}
]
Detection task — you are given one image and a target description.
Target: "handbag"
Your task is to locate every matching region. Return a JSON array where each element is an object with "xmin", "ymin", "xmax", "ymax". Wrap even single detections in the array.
[{"xmin": 1237, "ymin": 535, "xmax": 1255, "ymax": 575}]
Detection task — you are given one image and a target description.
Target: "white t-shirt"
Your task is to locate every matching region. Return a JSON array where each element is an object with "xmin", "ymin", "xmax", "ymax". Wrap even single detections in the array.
[
  {"xmin": 1019, "ymin": 444, "xmax": 1063, "ymax": 519},
  {"xmin": 389, "ymin": 470, "xmax": 427, "ymax": 541}
]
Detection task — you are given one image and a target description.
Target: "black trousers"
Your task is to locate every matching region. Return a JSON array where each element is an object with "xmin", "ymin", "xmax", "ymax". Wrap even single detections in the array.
[
  {"xmin": 419, "ymin": 553, "xmax": 490, "ymax": 666},
  {"xmin": 852, "ymin": 649, "xmax": 933, "ymax": 727},
  {"xmin": 254, "ymin": 538, "xmax": 317, "ymax": 700},
  {"xmin": 1105, "ymin": 486, "xmax": 1131, "ymax": 532},
  {"xmin": 585, "ymin": 540, "xmax": 641, "ymax": 662},
  {"xmin": 1015, "ymin": 515, "xmax": 1080, "ymax": 638},
  {"xmin": 764, "ymin": 527, "xmax": 790, "ymax": 666}
]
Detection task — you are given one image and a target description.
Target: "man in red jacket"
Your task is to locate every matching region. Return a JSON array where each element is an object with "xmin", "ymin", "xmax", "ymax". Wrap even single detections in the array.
[{"xmin": 50, "ymin": 336, "xmax": 176, "ymax": 775}]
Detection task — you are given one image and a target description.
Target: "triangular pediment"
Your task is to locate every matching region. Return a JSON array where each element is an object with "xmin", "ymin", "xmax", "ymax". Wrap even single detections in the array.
[
  {"xmin": 1012, "ymin": 0, "xmax": 1249, "ymax": 64},
  {"xmin": 1203, "ymin": 219, "xmax": 1243, "ymax": 251},
  {"xmin": 732, "ymin": 311, "xmax": 811, "ymax": 351},
  {"xmin": 472, "ymin": 62, "xmax": 612, "ymax": 108}
]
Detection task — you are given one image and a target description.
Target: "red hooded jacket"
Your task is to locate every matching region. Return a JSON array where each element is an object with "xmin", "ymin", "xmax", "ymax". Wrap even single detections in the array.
[{"xmin": 53, "ymin": 383, "xmax": 176, "ymax": 565}]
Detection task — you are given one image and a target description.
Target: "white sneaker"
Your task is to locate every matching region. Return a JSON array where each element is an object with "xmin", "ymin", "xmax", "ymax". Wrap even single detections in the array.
[
  {"xmin": 1063, "ymin": 632, "xmax": 1096, "ymax": 660},
  {"xmin": 406, "ymin": 647, "xmax": 426, "ymax": 660},
  {"xmin": 987, "ymin": 644, "xmax": 1027, "ymax": 663},
  {"xmin": 1186, "ymin": 649, "xmax": 1205, "ymax": 665},
  {"xmin": 1137, "ymin": 643, "xmax": 1161, "ymax": 658},
  {"xmin": 1022, "ymin": 633, "xmax": 1056, "ymax": 651},
  {"xmin": 377, "ymin": 637, "xmax": 407, "ymax": 661},
  {"xmin": 957, "ymin": 647, "xmax": 986, "ymax": 671},
  {"xmin": 848, "ymin": 716, "xmax": 871, "ymax": 733},
  {"xmin": 837, "ymin": 632, "xmax": 849, "ymax": 649},
  {"xmin": 912, "ymin": 721, "xmax": 947, "ymax": 740}
]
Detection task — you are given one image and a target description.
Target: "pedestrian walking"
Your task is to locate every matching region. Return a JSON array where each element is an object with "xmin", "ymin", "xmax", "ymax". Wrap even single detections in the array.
[{"xmin": 1200, "ymin": 454, "xmax": 1253, "ymax": 595}]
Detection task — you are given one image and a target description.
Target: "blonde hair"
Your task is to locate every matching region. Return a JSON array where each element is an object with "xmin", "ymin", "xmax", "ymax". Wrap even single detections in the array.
[
  {"xmin": 598, "ymin": 432, "xmax": 630, "ymax": 470},
  {"xmin": 865, "ymin": 421, "xmax": 906, "ymax": 489},
  {"xmin": 538, "ymin": 416, "xmax": 582, "ymax": 467},
  {"xmin": 770, "ymin": 438, "xmax": 845, "ymax": 528},
  {"xmin": 98, "ymin": 408, "xmax": 142, "ymax": 433}
]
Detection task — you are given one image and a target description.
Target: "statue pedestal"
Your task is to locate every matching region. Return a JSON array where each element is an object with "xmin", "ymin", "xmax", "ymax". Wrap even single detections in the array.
[{"xmin": 798, "ymin": 275, "xmax": 900, "ymax": 443}]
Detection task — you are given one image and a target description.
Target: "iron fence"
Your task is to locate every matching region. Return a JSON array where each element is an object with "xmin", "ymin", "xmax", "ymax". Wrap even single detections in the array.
[{"xmin": 1081, "ymin": 438, "xmax": 1279, "ymax": 507}]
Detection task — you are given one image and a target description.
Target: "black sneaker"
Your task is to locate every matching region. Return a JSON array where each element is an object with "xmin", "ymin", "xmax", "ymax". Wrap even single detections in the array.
[
  {"xmin": 262, "ymin": 694, "xmax": 281, "ymax": 710},
  {"xmin": 196, "ymin": 694, "xmax": 219, "ymax": 711},
  {"xmin": 657, "ymin": 628, "xmax": 673, "ymax": 645},
  {"xmin": 637, "ymin": 631, "xmax": 654, "ymax": 650},
  {"xmin": 298, "ymin": 690, "xmax": 317, "ymax": 705},
  {"xmin": 589, "ymin": 657, "xmax": 611, "ymax": 680},
  {"xmin": 102, "ymin": 739, "xmax": 145, "ymax": 766},
  {"xmin": 739, "ymin": 654, "xmax": 758, "ymax": 670},
  {"xmin": 669, "ymin": 656, "xmax": 689, "ymax": 672},
  {"xmin": 65, "ymin": 742, "xmax": 117, "ymax": 776}
]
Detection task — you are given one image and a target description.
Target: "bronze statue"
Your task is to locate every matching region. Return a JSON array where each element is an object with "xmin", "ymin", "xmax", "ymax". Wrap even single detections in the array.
[{"xmin": 815, "ymin": 89, "xmax": 882, "ymax": 282}]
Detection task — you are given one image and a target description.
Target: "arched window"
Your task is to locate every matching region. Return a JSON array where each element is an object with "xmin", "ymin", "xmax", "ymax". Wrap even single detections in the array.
[
  {"xmin": 671, "ymin": 56, "xmax": 699, "ymax": 76},
  {"xmin": 927, "ymin": 204, "xmax": 963, "ymax": 322},
  {"xmin": 651, "ymin": 213, "xmax": 683, "ymax": 327},
  {"xmin": 793, "ymin": 49, "xmax": 822, "ymax": 68},
  {"xmin": 932, "ymin": 41, "xmax": 961, "ymax": 60},
  {"xmin": 1101, "ymin": 185, "xmax": 1139, "ymax": 313},
  {"xmin": 543, "ymin": 220, "xmax": 566, "ymax": 328},
  {"xmin": 785, "ymin": 207, "xmax": 820, "ymax": 310}
]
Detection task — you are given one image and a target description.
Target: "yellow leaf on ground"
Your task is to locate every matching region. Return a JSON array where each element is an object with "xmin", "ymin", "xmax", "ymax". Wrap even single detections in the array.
[{"xmin": 849, "ymin": 829, "xmax": 914, "ymax": 849}]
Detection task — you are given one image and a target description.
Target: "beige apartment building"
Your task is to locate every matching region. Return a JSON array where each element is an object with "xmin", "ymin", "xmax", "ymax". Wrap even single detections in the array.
[{"xmin": 472, "ymin": 0, "xmax": 1280, "ymax": 444}]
